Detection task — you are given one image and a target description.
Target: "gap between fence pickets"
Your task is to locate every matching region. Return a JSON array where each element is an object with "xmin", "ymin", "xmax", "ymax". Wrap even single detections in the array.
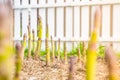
[{"xmin": 13, "ymin": 0, "xmax": 120, "ymax": 9}]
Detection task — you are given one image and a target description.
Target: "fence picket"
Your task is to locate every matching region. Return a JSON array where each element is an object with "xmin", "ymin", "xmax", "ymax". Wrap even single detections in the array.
[
  {"xmin": 101, "ymin": 5, "xmax": 110, "ymax": 40},
  {"xmin": 113, "ymin": 5, "xmax": 120, "ymax": 52},
  {"xmin": 47, "ymin": 0, "xmax": 55, "ymax": 37},
  {"xmin": 30, "ymin": 0, "xmax": 37, "ymax": 39},
  {"xmin": 74, "ymin": 0, "xmax": 80, "ymax": 48},
  {"xmin": 81, "ymin": 6, "xmax": 89, "ymax": 40},
  {"xmin": 56, "ymin": 0, "xmax": 64, "ymax": 50},
  {"xmin": 65, "ymin": 0, "xmax": 73, "ymax": 51},
  {"xmin": 14, "ymin": 0, "xmax": 21, "ymax": 40}
]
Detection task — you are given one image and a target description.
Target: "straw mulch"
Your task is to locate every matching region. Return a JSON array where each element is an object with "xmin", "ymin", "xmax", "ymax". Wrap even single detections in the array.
[{"xmin": 20, "ymin": 58, "xmax": 120, "ymax": 80}]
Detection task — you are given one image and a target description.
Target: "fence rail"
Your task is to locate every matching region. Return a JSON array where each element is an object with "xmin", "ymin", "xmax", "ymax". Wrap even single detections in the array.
[{"xmin": 13, "ymin": 1, "xmax": 120, "ymax": 9}]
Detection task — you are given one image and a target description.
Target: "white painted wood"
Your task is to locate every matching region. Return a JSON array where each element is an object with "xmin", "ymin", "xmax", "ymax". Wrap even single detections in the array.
[
  {"xmin": 30, "ymin": 0, "xmax": 37, "ymax": 39},
  {"xmin": 47, "ymin": 0, "xmax": 55, "ymax": 51},
  {"xmin": 74, "ymin": 0, "xmax": 80, "ymax": 48},
  {"xmin": 113, "ymin": 5, "xmax": 120, "ymax": 40},
  {"xmin": 81, "ymin": 6, "xmax": 89, "ymax": 40},
  {"xmin": 56, "ymin": 0, "xmax": 64, "ymax": 39},
  {"xmin": 47, "ymin": 0, "xmax": 55, "ymax": 37},
  {"xmin": 66, "ymin": 0, "xmax": 73, "ymax": 38},
  {"xmin": 66, "ymin": 0, "xmax": 73, "ymax": 51},
  {"xmin": 21, "ymin": 0, "xmax": 29, "ymax": 38},
  {"xmin": 101, "ymin": 0, "xmax": 110, "ymax": 40},
  {"xmin": 56, "ymin": 0, "xmax": 64, "ymax": 50},
  {"xmin": 14, "ymin": 0, "xmax": 21, "ymax": 40},
  {"xmin": 112, "ymin": 5, "xmax": 120, "ymax": 52},
  {"xmin": 101, "ymin": 5, "xmax": 110, "ymax": 40},
  {"xmin": 13, "ymin": 0, "xmax": 120, "ymax": 9}
]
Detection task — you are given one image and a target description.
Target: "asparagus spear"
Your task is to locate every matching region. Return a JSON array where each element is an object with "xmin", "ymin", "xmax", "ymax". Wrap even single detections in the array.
[
  {"xmin": 105, "ymin": 46, "xmax": 120, "ymax": 80},
  {"xmin": 27, "ymin": 24, "xmax": 31, "ymax": 59},
  {"xmin": 35, "ymin": 38, "xmax": 41, "ymax": 60},
  {"xmin": 51, "ymin": 36, "xmax": 55, "ymax": 62},
  {"xmin": 35, "ymin": 17, "xmax": 42, "ymax": 59},
  {"xmin": 32, "ymin": 30, "xmax": 35, "ymax": 54},
  {"xmin": 21, "ymin": 33, "xmax": 27, "ymax": 61},
  {"xmin": 0, "ymin": 2, "xmax": 14, "ymax": 80},
  {"xmin": 82, "ymin": 41, "xmax": 86, "ymax": 63},
  {"xmin": 37, "ymin": 16, "xmax": 43, "ymax": 39},
  {"xmin": 14, "ymin": 43, "xmax": 23, "ymax": 80},
  {"xmin": 57, "ymin": 38, "xmax": 61, "ymax": 61},
  {"xmin": 86, "ymin": 8, "xmax": 101, "ymax": 80},
  {"xmin": 46, "ymin": 24, "xmax": 50, "ymax": 66},
  {"xmin": 64, "ymin": 42, "xmax": 67, "ymax": 64}
]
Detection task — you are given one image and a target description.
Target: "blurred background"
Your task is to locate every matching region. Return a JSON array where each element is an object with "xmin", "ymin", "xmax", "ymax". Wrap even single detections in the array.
[{"xmin": 9, "ymin": 0, "xmax": 120, "ymax": 51}]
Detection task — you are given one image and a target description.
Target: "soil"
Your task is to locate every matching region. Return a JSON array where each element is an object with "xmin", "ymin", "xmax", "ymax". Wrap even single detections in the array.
[{"xmin": 20, "ymin": 58, "xmax": 120, "ymax": 80}]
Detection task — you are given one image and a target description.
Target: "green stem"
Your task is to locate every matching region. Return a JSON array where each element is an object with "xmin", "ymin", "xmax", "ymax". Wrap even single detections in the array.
[{"xmin": 86, "ymin": 8, "xmax": 101, "ymax": 80}]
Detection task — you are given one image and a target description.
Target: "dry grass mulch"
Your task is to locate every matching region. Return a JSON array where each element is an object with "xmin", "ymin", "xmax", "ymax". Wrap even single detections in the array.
[{"xmin": 20, "ymin": 58, "xmax": 120, "ymax": 80}]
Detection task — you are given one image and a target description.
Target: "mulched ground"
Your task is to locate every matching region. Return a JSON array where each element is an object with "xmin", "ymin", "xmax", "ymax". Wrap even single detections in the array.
[{"xmin": 20, "ymin": 58, "xmax": 120, "ymax": 80}]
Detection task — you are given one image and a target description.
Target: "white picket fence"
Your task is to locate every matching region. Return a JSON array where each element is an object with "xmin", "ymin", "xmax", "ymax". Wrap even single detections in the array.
[{"xmin": 13, "ymin": 0, "xmax": 120, "ymax": 51}]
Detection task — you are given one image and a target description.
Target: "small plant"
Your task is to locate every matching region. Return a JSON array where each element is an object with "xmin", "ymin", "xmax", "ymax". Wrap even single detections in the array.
[{"xmin": 97, "ymin": 45, "xmax": 105, "ymax": 58}]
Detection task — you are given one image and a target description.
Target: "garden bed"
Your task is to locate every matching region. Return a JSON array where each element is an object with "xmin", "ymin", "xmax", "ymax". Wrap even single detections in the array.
[{"xmin": 20, "ymin": 58, "xmax": 120, "ymax": 80}]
